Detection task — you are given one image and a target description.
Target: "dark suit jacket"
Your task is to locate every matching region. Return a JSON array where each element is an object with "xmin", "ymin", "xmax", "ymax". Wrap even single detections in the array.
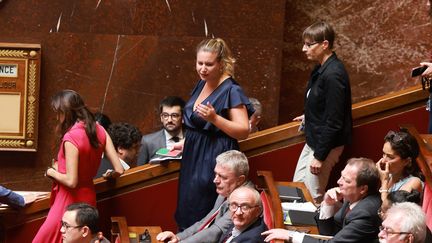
[
  {"xmin": 137, "ymin": 129, "xmax": 166, "ymax": 165},
  {"xmin": 0, "ymin": 185, "xmax": 24, "ymax": 208},
  {"xmin": 304, "ymin": 53, "xmax": 352, "ymax": 161},
  {"xmin": 219, "ymin": 217, "xmax": 267, "ymax": 243},
  {"xmin": 303, "ymin": 193, "xmax": 381, "ymax": 243}
]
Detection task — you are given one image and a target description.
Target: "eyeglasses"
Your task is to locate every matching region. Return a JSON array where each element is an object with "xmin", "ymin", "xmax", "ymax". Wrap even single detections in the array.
[
  {"xmin": 303, "ymin": 42, "xmax": 319, "ymax": 49},
  {"xmin": 228, "ymin": 203, "xmax": 260, "ymax": 213},
  {"xmin": 160, "ymin": 112, "xmax": 181, "ymax": 121},
  {"xmin": 379, "ymin": 226, "xmax": 411, "ymax": 236},
  {"xmin": 60, "ymin": 220, "xmax": 83, "ymax": 231}
]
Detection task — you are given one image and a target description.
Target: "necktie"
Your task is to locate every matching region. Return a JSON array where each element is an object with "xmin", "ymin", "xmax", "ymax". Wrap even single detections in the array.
[
  {"xmin": 198, "ymin": 201, "xmax": 226, "ymax": 231},
  {"xmin": 172, "ymin": 136, "xmax": 180, "ymax": 143},
  {"xmin": 344, "ymin": 205, "xmax": 351, "ymax": 217},
  {"xmin": 221, "ymin": 230, "xmax": 233, "ymax": 243},
  {"xmin": 198, "ymin": 208, "xmax": 219, "ymax": 231},
  {"xmin": 342, "ymin": 205, "xmax": 351, "ymax": 226}
]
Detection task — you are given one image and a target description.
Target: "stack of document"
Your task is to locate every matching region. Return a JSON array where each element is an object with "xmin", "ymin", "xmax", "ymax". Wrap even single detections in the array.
[
  {"xmin": 282, "ymin": 201, "xmax": 317, "ymax": 226},
  {"xmin": 282, "ymin": 201, "xmax": 317, "ymax": 212}
]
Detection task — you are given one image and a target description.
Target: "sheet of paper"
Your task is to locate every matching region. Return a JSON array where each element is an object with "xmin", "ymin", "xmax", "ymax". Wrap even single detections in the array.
[{"xmin": 281, "ymin": 201, "xmax": 317, "ymax": 212}]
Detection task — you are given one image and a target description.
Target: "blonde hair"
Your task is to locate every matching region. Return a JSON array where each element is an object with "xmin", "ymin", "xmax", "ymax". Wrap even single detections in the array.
[{"xmin": 196, "ymin": 38, "xmax": 236, "ymax": 77}]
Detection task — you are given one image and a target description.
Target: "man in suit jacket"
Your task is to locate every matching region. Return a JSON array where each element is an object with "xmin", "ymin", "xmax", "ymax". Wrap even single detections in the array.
[
  {"xmin": 95, "ymin": 122, "xmax": 142, "ymax": 178},
  {"xmin": 218, "ymin": 186, "xmax": 267, "ymax": 243},
  {"xmin": 137, "ymin": 96, "xmax": 185, "ymax": 165},
  {"xmin": 262, "ymin": 157, "xmax": 382, "ymax": 243},
  {"xmin": 61, "ymin": 203, "xmax": 109, "ymax": 243},
  {"xmin": 156, "ymin": 150, "xmax": 253, "ymax": 243}
]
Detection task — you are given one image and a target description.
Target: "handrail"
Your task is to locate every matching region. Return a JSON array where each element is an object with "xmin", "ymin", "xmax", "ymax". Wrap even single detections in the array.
[
  {"xmin": 0, "ymin": 161, "xmax": 180, "ymax": 223},
  {"xmin": 94, "ymin": 161, "xmax": 180, "ymax": 194},
  {"xmin": 240, "ymin": 85, "xmax": 428, "ymax": 155}
]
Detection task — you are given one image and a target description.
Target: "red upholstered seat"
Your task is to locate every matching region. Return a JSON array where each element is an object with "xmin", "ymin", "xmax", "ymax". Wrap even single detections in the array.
[
  {"xmin": 261, "ymin": 190, "xmax": 275, "ymax": 230},
  {"xmin": 423, "ymin": 184, "xmax": 432, "ymax": 230},
  {"xmin": 257, "ymin": 171, "xmax": 285, "ymax": 243}
]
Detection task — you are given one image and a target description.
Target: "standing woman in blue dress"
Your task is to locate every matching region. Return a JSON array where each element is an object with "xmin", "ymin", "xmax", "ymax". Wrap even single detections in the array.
[{"xmin": 175, "ymin": 38, "xmax": 254, "ymax": 230}]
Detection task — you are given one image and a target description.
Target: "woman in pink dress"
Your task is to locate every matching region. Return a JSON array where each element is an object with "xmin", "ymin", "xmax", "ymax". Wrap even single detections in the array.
[{"xmin": 33, "ymin": 90, "xmax": 124, "ymax": 242}]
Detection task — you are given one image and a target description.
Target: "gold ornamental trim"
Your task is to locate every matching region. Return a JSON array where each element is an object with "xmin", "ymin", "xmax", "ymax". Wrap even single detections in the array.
[
  {"xmin": 0, "ymin": 139, "xmax": 24, "ymax": 147},
  {"xmin": 0, "ymin": 42, "xmax": 40, "ymax": 151},
  {"xmin": 27, "ymin": 61, "xmax": 37, "ymax": 136},
  {"xmin": 0, "ymin": 49, "xmax": 26, "ymax": 58}
]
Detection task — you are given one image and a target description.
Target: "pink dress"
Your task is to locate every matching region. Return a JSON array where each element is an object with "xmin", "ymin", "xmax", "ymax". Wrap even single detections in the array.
[{"xmin": 33, "ymin": 122, "xmax": 106, "ymax": 243}]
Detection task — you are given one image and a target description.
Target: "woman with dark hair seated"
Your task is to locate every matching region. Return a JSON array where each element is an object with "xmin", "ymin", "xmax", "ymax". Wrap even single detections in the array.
[{"xmin": 376, "ymin": 130, "xmax": 424, "ymax": 216}]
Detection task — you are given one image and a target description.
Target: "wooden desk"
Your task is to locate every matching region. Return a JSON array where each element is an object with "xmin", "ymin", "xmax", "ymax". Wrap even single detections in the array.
[
  {"xmin": 275, "ymin": 181, "xmax": 319, "ymax": 235},
  {"xmin": 126, "ymin": 226, "xmax": 162, "ymax": 243}
]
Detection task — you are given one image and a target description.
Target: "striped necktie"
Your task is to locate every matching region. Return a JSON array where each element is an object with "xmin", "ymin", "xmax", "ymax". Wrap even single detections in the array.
[{"xmin": 198, "ymin": 200, "xmax": 226, "ymax": 231}]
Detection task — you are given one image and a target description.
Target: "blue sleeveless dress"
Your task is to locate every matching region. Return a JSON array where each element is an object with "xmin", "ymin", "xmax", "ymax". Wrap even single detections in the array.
[{"xmin": 174, "ymin": 78, "xmax": 254, "ymax": 229}]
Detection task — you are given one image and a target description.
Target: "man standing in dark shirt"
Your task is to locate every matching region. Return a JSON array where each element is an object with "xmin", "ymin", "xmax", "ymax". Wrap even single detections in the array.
[{"xmin": 293, "ymin": 21, "xmax": 352, "ymax": 204}]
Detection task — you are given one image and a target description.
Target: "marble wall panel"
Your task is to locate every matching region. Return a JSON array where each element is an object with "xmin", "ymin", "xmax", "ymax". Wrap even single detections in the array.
[
  {"xmin": 279, "ymin": 0, "xmax": 432, "ymax": 123},
  {"xmin": 0, "ymin": 0, "xmax": 286, "ymax": 190},
  {"xmin": 0, "ymin": 0, "xmax": 285, "ymax": 38}
]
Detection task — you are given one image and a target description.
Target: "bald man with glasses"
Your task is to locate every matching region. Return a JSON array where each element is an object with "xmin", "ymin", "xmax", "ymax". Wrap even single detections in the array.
[{"xmin": 218, "ymin": 186, "xmax": 267, "ymax": 243}]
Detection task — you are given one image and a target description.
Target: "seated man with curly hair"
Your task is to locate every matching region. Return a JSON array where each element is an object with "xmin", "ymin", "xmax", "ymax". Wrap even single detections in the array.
[{"xmin": 95, "ymin": 122, "xmax": 142, "ymax": 178}]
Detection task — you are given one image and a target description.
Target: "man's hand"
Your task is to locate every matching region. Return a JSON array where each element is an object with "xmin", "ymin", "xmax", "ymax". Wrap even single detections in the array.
[
  {"xmin": 262, "ymin": 229, "xmax": 292, "ymax": 242},
  {"xmin": 323, "ymin": 187, "xmax": 342, "ymax": 206},
  {"xmin": 156, "ymin": 231, "xmax": 179, "ymax": 243},
  {"xmin": 23, "ymin": 193, "xmax": 37, "ymax": 205},
  {"xmin": 293, "ymin": 114, "xmax": 305, "ymax": 132},
  {"xmin": 310, "ymin": 158, "xmax": 323, "ymax": 175}
]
